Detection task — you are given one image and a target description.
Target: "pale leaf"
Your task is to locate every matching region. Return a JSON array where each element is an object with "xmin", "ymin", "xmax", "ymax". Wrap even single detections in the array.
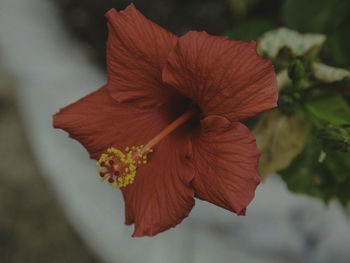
[
  {"xmin": 276, "ymin": 69, "xmax": 291, "ymax": 90},
  {"xmin": 257, "ymin": 27, "xmax": 326, "ymax": 63},
  {"xmin": 312, "ymin": 62, "xmax": 350, "ymax": 83},
  {"xmin": 253, "ymin": 109, "xmax": 307, "ymax": 179}
]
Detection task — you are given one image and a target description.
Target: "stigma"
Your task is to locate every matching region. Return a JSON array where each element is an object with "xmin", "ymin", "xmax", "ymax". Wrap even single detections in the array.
[{"xmin": 96, "ymin": 145, "xmax": 152, "ymax": 189}]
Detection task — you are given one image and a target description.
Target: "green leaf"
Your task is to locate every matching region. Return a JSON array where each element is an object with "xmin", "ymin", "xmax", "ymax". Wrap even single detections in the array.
[
  {"xmin": 279, "ymin": 125, "xmax": 350, "ymax": 206},
  {"xmin": 257, "ymin": 27, "xmax": 326, "ymax": 63},
  {"xmin": 282, "ymin": 0, "xmax": 350, "ymax": 67},
  {"xmin": 288, "ymin": 58, "xmax": 310, "ymax": 90},
  {"xmin": 280, "ymin": 91, "xmax": 350, "ymax": 205},
  {"xmin": 305, "ymin": 92, "xmax": 350, "ymax": 126},
  {"xmin": 253, "ymin": 110, "xmax": 307, "ymax": 179},
  {"xmin": 317, "ymin": 123, "xmax": 350, "ymax": 152}
]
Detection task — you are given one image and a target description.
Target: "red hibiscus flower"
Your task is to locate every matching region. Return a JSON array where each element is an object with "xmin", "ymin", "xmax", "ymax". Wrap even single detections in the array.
[{"xmin": 53, "ymin": 3, "xmax": 278, "ymax": 237}]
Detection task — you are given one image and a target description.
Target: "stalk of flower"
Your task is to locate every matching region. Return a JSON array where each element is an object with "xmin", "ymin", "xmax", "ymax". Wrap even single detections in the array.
[
  {"xmin": 53, "ymin": 3, "xmax": 278, "ymax": 237},
  {"xmin": 96, "ymin": 108, "xmax": 197, "ymax": 189}
]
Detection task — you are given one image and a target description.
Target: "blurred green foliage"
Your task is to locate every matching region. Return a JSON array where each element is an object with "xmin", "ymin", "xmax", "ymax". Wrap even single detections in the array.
[
  {"xmin": 317, "ymin": 123, "xmax": 350, "ymax": 153},
  {"xmin": 306, "ymin": 92, "xmax": 350, "ymax": 126},
  {"xmin": 283, "ymin": 0, "xmax": 350, "ymax": 68},
  {"xmin": 227, "ymin": 0, "xmax": 350, "ymax": 68},
  {"xmin": 227, "ymin": 19, "xmax": 275, "ymax": 42},
  {"xmin": 282, "ymin": 0, "xmax": 349, "ymax": 33},
  {"xmin": 280, "ymin": 126, "xmax": 350, "ymax": 206},
  {"xmin": 278, "ymin": 67, "xmax": 350, "ymax": 205},
  {"xmin": 228, "ymin": 0, "xmax": 350, "ymax": 205},
  {"xmin": 279, "ymin": 90, "xmax": 350, "ymax": 205}
]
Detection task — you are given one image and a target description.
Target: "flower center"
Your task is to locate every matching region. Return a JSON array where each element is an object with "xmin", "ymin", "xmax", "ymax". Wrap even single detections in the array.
[
  {"xmin": 97, "ymin": 145, "xmax": 152, "ymax": 188},
  {"xmin": 96, "ymin": 107, "xmax": 197, "ymax": 189}
]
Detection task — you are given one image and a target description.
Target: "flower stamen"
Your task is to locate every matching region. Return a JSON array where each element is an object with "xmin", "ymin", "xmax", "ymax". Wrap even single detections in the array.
[
  {"xmin": 96, "ymin": 108, "xmax": 197, "ymax": 189},
  {"xmin": 96, "ymin": 145, "xmax": 152, "ymax": 189}
]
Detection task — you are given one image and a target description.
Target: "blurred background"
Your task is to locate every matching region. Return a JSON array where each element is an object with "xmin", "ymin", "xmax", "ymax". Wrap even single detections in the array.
[{"xmin": 0, "ymin": 0, "xmax": 349, "ymax": 262}]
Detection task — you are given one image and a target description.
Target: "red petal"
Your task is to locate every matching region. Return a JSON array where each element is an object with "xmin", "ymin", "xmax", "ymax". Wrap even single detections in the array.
[
  {"xmin": 105, "ymin": 4, "xmax": 179, "ymax": 108},
  {"xmin": 121, "ymin": 129, "xmax": 195, "ymax": 237},
  {"xmin": 54, "ymin": 86, "xmax": 195, "ymax": 236},
  {"xmin": 191, "ymin": 116, "xmax": 260, "ymax": 215},
  {"xmin": 53, "ymin": 86, "xmax": 170, "ymax": 159},
  {"xmin": 162, "ymin": 31, "xmax": 278, "ymax": 121}
]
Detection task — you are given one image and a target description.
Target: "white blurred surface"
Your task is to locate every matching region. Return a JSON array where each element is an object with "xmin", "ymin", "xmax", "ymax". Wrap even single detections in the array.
[{"xmin": 1, "ymin": 0, "xmax": 350, "ymax": 262}]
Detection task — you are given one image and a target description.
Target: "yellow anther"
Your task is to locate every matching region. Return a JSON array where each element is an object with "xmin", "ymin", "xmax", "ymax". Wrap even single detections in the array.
[{"xmin": 96, "ymin": 145, "xmax": 152, "ymax": 189}]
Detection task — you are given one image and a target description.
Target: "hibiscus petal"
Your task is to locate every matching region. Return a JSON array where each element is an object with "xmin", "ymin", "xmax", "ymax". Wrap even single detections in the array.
[
  {"xmin": 105, "ymin": 4, "xmax": 179, "ymax": 108},
  {"xmin": 53, "ymin": 86, "xmax": 169, "ymax": 159},
  {"xmin": 121, "ymin": 130, "xmax": 195, "ymax": 237},
  {"xmin": 53, "ymin": 86, "xmax": 195, "ymax": 236},
  {"xmin": 191, "ymin": 116, "xmax": 260, "ymax": 215},
  {"xmin": 162, "ymin": 31, "xmax": 278, "ymax": 122}
]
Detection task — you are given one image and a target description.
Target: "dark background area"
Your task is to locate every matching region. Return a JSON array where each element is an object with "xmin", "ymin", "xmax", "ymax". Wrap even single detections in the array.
[
  {"xmin": 54, "ymin": 0, "xmax": 350, "ymax": 69},
  {"xmin": 53, "ymin": 0, "xmax": 283, "ymax": 67}
]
